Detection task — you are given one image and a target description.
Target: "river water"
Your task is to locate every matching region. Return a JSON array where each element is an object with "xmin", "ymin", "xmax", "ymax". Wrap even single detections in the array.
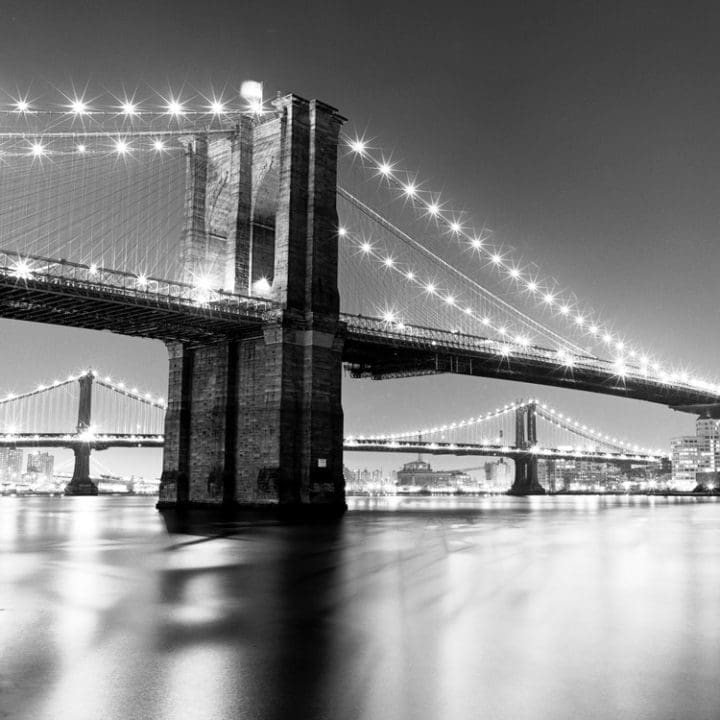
[{"xmin": 1, "ymin": 495, "xmax": 719, "ymax": 720}]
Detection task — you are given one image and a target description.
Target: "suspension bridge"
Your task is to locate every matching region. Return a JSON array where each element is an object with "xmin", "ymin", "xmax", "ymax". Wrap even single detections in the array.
[
  {"xmin": 346, "ymin": 398, "xmax": 667, "ymax": 494},
  {"xmin": 0, "ymin": 370, "xmax": 164, "ymax": 494},
  {"xmin": 0, "ymin": 84, "xmax": 714, "ymax": 512}
]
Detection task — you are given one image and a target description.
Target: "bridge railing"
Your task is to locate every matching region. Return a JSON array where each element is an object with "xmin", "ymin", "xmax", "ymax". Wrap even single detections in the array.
[
  {"xmin": 340, "ymin": 313, "xmax": 717, "ymax": 398},
  {"xmin": 0, "ymin": 250, "xmax": 280, "ymax": 316}
]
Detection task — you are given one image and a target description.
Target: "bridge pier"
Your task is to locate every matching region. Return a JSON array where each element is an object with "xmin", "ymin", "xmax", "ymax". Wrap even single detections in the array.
[
  {"xmin": 64, "ymin": 373, "xmax": 98, "ymax": 495},
  {"xmin": 64, "ymin": 445, "xmax": 98, "ymax": 495},
  {"xmin": 158, "ymin": 94, "xmax": 347, "ymax": 518},
  {"xmin": 508, "ymin": 402, "xmax": 546, "ymax": 495},
  {"xmin": 508, "ymin": 455, "xmax": 546, "ymax": 496}
]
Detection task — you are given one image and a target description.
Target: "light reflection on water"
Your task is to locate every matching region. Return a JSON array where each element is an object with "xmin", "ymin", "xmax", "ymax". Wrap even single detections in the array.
[{"xmin": 1, "ymin": 495, "xmax": 719, "ymax": 720}]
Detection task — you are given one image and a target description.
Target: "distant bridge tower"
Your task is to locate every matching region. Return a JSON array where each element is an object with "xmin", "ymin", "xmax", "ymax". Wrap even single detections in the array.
[
  {"xmin": 64, "ymin": 372, "xmax": 98, "ymax": 496},
  {"xmin": 158, "ymin": 94, "xmax": 347, "ymax": 516},
  {"xmin": 508, "ymin": 400, "xmax": 545, "ymax": 495}
]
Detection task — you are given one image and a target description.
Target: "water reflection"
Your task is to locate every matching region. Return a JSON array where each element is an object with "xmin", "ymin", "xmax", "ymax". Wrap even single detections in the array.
[{"xmin": 1, "ymin": 496, "xmax": 719, "ymax": 720}]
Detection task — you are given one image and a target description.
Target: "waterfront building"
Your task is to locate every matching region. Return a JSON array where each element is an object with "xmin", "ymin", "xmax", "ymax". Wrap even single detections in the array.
[
  {"xmin": 26, "ymin": 451, "xmax": 55, "ymax": 481},
  {"xmin": 671, "ymin": 436, "xmax": 699, "ymax": 490},
  {"xmin": 696, "ymin": 418, "xmax": 720, "ymax": 473},
  {"xmin": 0, "ymin": 448, "xmax": 23, "ymax": 484},
  {"xmin": 396, "ymin": 457, "xmax": 471, "ymax": 492},
  {"xmin": 344, "ymin": 466, "xmax": 395, "ymax": 494},
  {"xmin": 484, "ymin": 459, "xmax": 511, "ymax": 491},
  {"xmin": 670, "ymin": 417, "xmax": 720, "ymax": 490}
]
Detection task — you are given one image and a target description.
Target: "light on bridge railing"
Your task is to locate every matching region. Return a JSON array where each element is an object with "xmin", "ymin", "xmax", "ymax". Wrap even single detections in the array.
[
  {"xmin": 192, "ymin": 274, "xmax": 214, "ymax": 293},
  {"xmin": 77, "ymin": 144, "xmax": 87, "ymax": 154},
  {"xmin": 14, "ymin": 98, "xmax": 30, "ymax": 112},
  {"xmin": 30, "ymin": 142, "xmax": 46, "ymax": 158},
  {"xmin": 209, "ymin": 99, "xmax": 226, "ymax": 115},
  {"xmin": 78, "ymin": 426, "xmax": 97, "ymax": 442},
  {"xmin": 152, "ymin": 139, "xmax": 166, "ymax": 152},
  {"xmin": 120, "ymin": 101, "xmax": 137, "ymax": 116},
  {"xmin": 10, "ymin": 259, "xmax": 33, "ymax": 280},
  {"xmin": 252, "ymin": 277, "xmax": 272, "ymax": 297}
]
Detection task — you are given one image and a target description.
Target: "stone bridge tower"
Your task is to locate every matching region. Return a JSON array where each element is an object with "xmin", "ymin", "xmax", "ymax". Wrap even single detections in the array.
[{"xmin": 158, "ymin": 94, "xmax": 347, "ymax": 517}]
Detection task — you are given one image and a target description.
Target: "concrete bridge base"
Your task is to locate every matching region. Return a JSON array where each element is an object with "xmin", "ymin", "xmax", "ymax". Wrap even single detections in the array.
[
  {"xmin": 64, "ymin": 479, "xmax": 99, "ymax": 496},
  {"xmin": 508, "ymin": 456, "xmax": 546, "ymax": 496},
  {"xmin": 64, "ymin": 446, "xmax": 99, "ymax": 495}
]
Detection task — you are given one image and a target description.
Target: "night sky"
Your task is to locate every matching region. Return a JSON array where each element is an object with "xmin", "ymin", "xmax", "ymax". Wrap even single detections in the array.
[{"xmin": 1, "ymin": 0, "xmax": 719, "ymax": 477}]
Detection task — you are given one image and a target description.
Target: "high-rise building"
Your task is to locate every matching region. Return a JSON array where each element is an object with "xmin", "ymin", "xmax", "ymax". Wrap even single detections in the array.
[
  {"xmin": 671, "ymin": 417, "xmax": 720, "ymax": 490},
  {"xmin": 0, "ymin": 448, "xmax": 23, "ymax": 483},
  {"xmin": 26, "ymin": 451, "xmax": 55, "ymax": 480},
  {"xmin": 695, "ymin": 418, "xmax": 720, "ymax": 472},
  {"xmin": 671, "ymin": 436, "xmax": 699, "ymax": 490}
]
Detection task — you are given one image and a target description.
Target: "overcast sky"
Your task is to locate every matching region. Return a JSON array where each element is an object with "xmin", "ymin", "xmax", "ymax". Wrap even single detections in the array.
[{"xmin": 1, "ymin": 0, "xmax": 719, "ymax": 477}]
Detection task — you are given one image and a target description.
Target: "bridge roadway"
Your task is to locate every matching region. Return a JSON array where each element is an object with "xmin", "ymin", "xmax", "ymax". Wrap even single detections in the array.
[
  {"xmin": 345, "ymin": 439, "xmax": 663, "ymax": 463},
  {"xmin": 1, "ymin": 254, "xmax": 718, "ymax": 414},
  {"xmin": 0, "ymin": 433, "xmax": 662, "ymax": 464}
]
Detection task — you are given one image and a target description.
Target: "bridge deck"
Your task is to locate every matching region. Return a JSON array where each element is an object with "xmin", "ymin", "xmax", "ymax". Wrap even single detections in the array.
[
  {"xmin": 345, "ymin": 439, "xmax": 663, "ymax": 462},
  {"xmin": 341, "ymin": 315, "xmax": 720, "ymax": 412},
  {"xmin": 0, "ymin": 253, "xmax": 273, "ymax": 342},
  {"xmin": 2, "ymin": 256, "xmax": 717, "ymax": 412}
]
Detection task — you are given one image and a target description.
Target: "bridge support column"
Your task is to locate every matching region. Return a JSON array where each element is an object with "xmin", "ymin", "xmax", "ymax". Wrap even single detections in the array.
[
  {"xmin": 64, "ymin": 445, "xmax": 98, "ymax": 495},
  {"xmin": 508, "ymin": 455, "xmax": 545, "ymax": 496},
  {"xmin": 64, "ymin": 373, "xmax": 98, "ymax": 495},
  {"xmin": 508, "ymin": 401, "xmax": 545, "ymax": 495},
  {"xmin": 158, "ymin": 94, "xmax": 347, "ymax": 519}
]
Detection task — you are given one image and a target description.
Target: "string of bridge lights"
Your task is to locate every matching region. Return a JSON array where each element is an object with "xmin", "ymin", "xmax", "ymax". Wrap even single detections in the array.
[
  {"xmin": 0, "ymin": 82, "xmax": 266, "ymax": 157},
  {"xmin": 0, "ymin": 369, "xmax": 165, "ymax": 408},
  {"xmin": 339, "ymin": 226, "xmax": 719, "ymax": 392},
  {"xmin": 338, "ymin": 187, "xmax": 585, "ymax": 354},
  {"xmin": 347, "ymin": 400, "xmax": 528, "ymax": 442},
  {"xmin": 1, "ymin": 82, "xmax": 266, "ymax": 119},
  {"xmin": 349, "ymin": 397, "xmax": 665, "ymax": 458},
  {"xmin": 1, "ymin": 137, "xmax": 185, "ymax": 158},
  {"xmin": 344, "ymin": 135, "xmax": 720, "ymax": 396},
  {"xmin": 534, "ymin": 401, "xmax": 667, "ymax": 457},
  {"xmin": 340, "ymin": 226, "xmax": 540, "ymax": 347}
]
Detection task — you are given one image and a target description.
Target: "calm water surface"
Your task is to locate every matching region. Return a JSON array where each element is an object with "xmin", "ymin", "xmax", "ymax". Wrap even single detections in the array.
[{"xmin": 1, "ymin": 495, "xmax": 719, "ymax": 720}]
